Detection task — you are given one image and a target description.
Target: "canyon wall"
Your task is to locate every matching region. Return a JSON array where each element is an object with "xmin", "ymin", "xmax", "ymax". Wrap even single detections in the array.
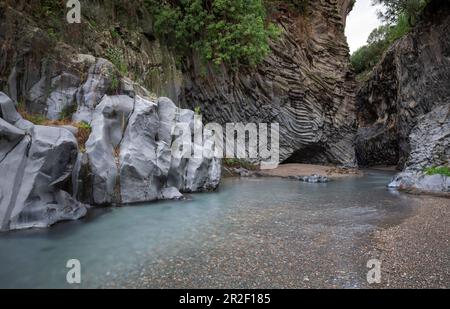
[
  {"xmin": 180, "ymin": 0, "xmax": 357, "ymax": 166},
  {"xmin": 356, "ymin": 0, "xmax": 450, "ymax": 171}
]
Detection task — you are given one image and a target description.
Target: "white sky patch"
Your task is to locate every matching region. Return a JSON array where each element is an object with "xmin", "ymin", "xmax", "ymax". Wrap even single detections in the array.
[{"xmin": 345, "ymin": 0, "xmax": 384, "ymax": 54}]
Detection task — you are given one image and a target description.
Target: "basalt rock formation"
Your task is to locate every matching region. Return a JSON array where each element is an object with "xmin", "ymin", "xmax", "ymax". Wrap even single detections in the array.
[
  {"xmin": 388, "ymin": 103, "xmax": 450, "ymax": 195},
  {"xmin": 356, "ymin": 0, "xmax": 450, "ymax": 194},
  {"xmin": 180, "ymin": 0, "xmax": 357, "ymax": 166},
  {"xmin": 0, "ymin": 1, "xmax": 221, "ymax": 230},
  {"xmin": 356, "ymin": 0, "xmax": 450, "ymax": 170},
  {"xmin": 0, "ymin": 93, "xmax": 88, "ymax": 231},
  {"xmin": 0, "ymin": 0, "xmax": 182, "ymax": 109},
  {"xmin": 0, "ymin": 89, "xmax": 221, "ymax": 231}
]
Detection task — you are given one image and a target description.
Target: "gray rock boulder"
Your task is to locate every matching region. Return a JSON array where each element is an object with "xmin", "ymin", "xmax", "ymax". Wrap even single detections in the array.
[
  {"xmin": 0, "ymin": 92, "xmax": 33, "ymax": 130},
  {"xmin": 405, "ymin": 104, "xmax": 450, "ymax": 172},
  {"xmin": 166, "ymin": 105, "xmax": 221, "ymax": 192},
  {"xmin": 84, "ymin": 95, "xmax": 134, "ymax": 205},
  {"xmin": 0, "ymin": 105, "xmax": 88, "ymax": 231},
  {"xmin": 158, "ymin": 187, "xmax": 185, "ymax": 201},
  {"xmin": 46, "ymin": 72, "xmax": 80, "ymax": 121},
  {"xmin": 300, "ymin": 175, "xmax": 330, "ymax": 183},
  {"xmin": 389, "ymin": 172, "xmax": 450, "ymax": 194},
  {"xmin": 82, "ymin": 95, "xmax": 221, "ymax": 204},
  {"xmin": 73, "ymin": 57, "xmax": 117, "ymax": 123},
  {"xmin": 119, "ymin": 96, "xmax": 167, "ymax": 203}
]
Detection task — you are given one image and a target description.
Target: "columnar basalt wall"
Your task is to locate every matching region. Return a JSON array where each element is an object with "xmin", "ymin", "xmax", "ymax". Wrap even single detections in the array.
[
  {"xmin": 180, "ymin": 0, "xmax": 357, "ymax": 166},
  {"xmin": 356, "ymin": 0, "xmax": 450, "ymax": 170}
]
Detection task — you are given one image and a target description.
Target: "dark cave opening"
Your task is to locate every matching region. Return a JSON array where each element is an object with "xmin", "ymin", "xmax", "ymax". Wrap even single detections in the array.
[{"xmin": 281, "ymin": 144, "xmax": 328, "ymax": 165}]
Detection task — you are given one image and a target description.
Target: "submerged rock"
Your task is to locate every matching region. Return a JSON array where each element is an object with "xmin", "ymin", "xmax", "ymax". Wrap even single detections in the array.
[
  {"xmin": 300, "ymin": 175, "xmax": 330, "ymax": 183},
  {"xmin": 232, "ymin": 167, "xmax": 251, "ymax": 177}
]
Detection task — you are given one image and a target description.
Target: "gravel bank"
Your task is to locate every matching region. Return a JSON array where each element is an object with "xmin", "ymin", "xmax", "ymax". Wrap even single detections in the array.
[
  {"xmin": 257, "ymin": 164, "xmax": 363, "ymax": 179},
  {"xmin": 370, "ymin": 196, "xmax": 450, "ymax": 288}
]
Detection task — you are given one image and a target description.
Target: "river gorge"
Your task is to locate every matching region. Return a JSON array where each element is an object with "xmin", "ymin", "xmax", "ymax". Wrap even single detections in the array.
[{"xmin": 0, "ymin": 0, "xmax": 449, "ymax": 290}]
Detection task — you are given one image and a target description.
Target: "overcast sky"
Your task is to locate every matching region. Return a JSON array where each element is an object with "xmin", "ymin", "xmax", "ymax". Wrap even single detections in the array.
[{"xmin": 345, "ymin": 0, "xmax": 384, "ymax": 54}]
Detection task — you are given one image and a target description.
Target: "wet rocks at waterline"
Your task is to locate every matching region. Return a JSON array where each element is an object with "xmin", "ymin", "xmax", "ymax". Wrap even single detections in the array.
[
  {"xmin": 289, "ymin": 175, "xmax": 330, "ymax": 183},
  {"xmin": 0, "ymin": 92, "xmax": 221, "ymax": 231}
]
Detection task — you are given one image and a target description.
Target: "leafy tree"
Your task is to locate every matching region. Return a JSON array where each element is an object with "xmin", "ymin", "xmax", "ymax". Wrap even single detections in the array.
[
  {"xmin": 351, "ymin": 0, "xmax": 429, "ymax": 76},
  {"xmin": 145, "ymin": 0, "xmax": 281, "ymax": 68},
  {"xmin": 372, "ymin": 0, "xmax": 429, "ymax": 26}
]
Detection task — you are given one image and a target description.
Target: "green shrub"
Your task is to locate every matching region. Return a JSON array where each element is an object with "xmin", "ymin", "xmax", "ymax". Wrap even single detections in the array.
[
  {"xmin": 145, "ymin": 0, "xmax": 281, "ymax": 68},
  {"xmin": 110, "ymin": 28, "xmax": 121, "ymax": 40},
  {"xmin": 425, "ymin": 166, "xmax": 450, "ymax": 177},
  {"xmin": 109, "ymin": 74, "xmax": 120, "ymax": 94},
  {"xmin": 351, "ymin": 0, "xmax": 429, "ymax": 76},
  {"xmin": 60, "ymin": 104, "xmax": 77, "ymax": 121},
  {"xmin": 223, "ymin": 158, "xmax": 258, "ymax": 170},
  {"xmin": 75, "ymin": 121, "xmax": 92, "ymax": 153},
  {"xmin": 106, "ymin": 47, "xmax": 128, "ymax": 75}
]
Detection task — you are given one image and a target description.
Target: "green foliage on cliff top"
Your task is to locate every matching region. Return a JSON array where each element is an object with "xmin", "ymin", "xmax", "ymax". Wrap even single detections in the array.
[
  {"xmin": 425, "ymin": 166, "xmax": 450, "ymax": 177},
  {"xmin": 373, "ymin": 0, "xmax": 428, "ymax": 26},
  {"xmin": 145, "ymin": 0, "xmax": 283, "ymax": 68},
  {"xmin": 351, "ymin": 0, "xmax": 429, "ymax": 77}
]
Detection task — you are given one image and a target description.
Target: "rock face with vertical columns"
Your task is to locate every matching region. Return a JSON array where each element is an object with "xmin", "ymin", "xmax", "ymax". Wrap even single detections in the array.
[
  {"xmin": 180, "ymin": 0, "xmax": 357, "ymax": 166},
  {"xmin": 356, "ymin": 0, "xmax": 450, "ymax": 169}
]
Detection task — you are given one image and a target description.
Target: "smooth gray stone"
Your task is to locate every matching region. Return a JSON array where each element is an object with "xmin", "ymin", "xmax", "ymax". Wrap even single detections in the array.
[
  {"xmin": 389, "ymin": 172, "xmax": 450, "ymax": 193},
  {"xmin": 0, "ymin": 92, "xmax": 33, "ymax": 130},
  {"xmin": 119, "ymin": 96, "xmax": 162, "ymax": 203},
  {"xmin": 85, "ymin": 95, "xmax": 134, "ymax": 205},
  {"xmin": 46, "ymin": 72, "xmax": 79, "ymax": 120},
  {"xmin": 159, "ymin": 187, "xmax": 184, "ymax": 200},
  {"xmin": 0, "ymin": 124, "xmax": 88, "ymax": 231},
  {"xmin": 73, "ymin": 58, "xmax": 116, "ymax": 123}
]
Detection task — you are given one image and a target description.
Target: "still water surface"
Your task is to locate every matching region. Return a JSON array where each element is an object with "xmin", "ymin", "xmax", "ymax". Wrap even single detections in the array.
[{"xmin": 0, "ymin": 170, "xmax": 417, "ymax": 288}]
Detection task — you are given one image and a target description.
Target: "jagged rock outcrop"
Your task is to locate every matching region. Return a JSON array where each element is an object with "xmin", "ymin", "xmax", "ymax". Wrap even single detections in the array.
[
  {"xmin": 406, "ymin": 104, "xmax": 450, "ymax": 172},
  {"xmin": 0, "ymin": 88, "xmax": 221, "ymax": 231},
  {"xmin": 180, "ymin": 0, "xmax": 357, "ymax": 166},
  {"xmin": 76, "ymin": 94, "xmax": 221, "ymax": 206},
  {"xmin": 388, "ymin": 103, "xmax": 450, "ymax": 194},
  {"xmin": 0, "ymin": 1, "xmax": 223, "ymax": 231},
  {"xmin": 0, "ymin": 1, "xmax": 181, "ymax": 113},
  {"xmin": 356, "ymin": 0, "xmax": 450, "ymax": 169},
  {"xmin": 0, "ymin": 93, "xmax": 88, "ymax": 231}
]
